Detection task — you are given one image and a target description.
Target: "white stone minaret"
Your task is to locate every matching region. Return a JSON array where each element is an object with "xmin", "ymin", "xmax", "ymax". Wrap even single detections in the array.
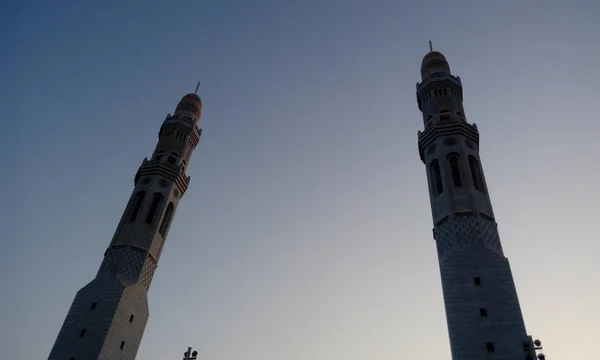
[
  {"xmin": 48, "ymin": 90, "xmax": 204, "ymax": 360},
  {"xmin": 415, "ymin": 47, "xmax": 535, "ymax": 360}
]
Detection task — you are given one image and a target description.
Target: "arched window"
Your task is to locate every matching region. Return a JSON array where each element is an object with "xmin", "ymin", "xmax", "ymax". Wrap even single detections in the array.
[
  {"xmin": 430, "ymin": 160, "xmax": 443, "ymax": 195},
  {"xmin": 128, "ymin": 191, "xmax": 146, "ymax": 222},
  {"xmin": 469, "ymin": 156, "xmax": 483, "ymax": 191},
  {"xmin": 448, "ymin": 154, "xmax": 463, "ymax": 187},
  {"xmin": 145, "ymin": 193, "xmax": 163, "ymax": 224},
  {"xmin": 167, "ymin": 152, "xmax": 178, "ymax": 164},
  {"xmin": 159, "ymin": 203, "xmax": 175, "ymax": 237},
  {"xmin": 154, "ymin": 150, "xmax": 164, "ymax": 161},
  {"xmin": 440, "ymin": 109, "xmax": 451, "ymax": 122}
]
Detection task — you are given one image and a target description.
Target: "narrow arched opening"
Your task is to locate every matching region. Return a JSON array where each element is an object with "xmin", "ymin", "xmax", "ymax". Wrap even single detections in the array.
[
  {"xmin": 145, "ymin": 193, "xmax": 163, "ymax": 225},
  {"xmin": 128, "ymin": 191, "xmax": 146, "ymax": 222},
  {"xmin": 469, "ymin": 155, "xmax": 483, "ymax": 191},
  {"xmin": 153, "ymin": 150, "xmax": 164, "ymax": 161},
  {"xmin": 159, "ymin": 203, "xmax": 175, "ymax": 237},
  {"xmin": 167, "ymin": 152, "xmax": 178, "ymax": 164},
  {"xmin": 430, "ymin": 160, "xmax": 443, "ymax": 195},
  {"xmin": 448, "ymin": 154, "xmax": 463, "ymax": 187}
]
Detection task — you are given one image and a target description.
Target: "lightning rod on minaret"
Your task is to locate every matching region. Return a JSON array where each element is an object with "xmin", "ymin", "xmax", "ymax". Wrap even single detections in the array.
[
  {"xmin": 429, "ymin": 39, "xmax": 433, "ymax": 52},
  {"xmin": 194, "ymin": 81, "xmax": 201, "ymax": 94}
]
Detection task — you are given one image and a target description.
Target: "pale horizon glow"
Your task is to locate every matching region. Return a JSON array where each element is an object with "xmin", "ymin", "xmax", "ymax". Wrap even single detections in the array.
[{"xmin": 2, "ymin": 1, "xmax": 600, "ymax": 360}]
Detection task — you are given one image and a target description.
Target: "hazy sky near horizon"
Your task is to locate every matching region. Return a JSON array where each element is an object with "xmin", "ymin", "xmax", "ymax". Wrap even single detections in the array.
[{"xmin": 3, "ymin": 1, "xmax": 600, "ymax": 359}]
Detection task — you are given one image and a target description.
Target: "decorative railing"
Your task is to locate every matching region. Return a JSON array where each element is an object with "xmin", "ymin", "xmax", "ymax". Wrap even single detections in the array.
[
  {"xmin": 136, "ymin": 158, "xmax": 191, "ymax": 188},
  {"xmin": 142, "ymin": 157, "xmax": 182, "ymax": 172}
]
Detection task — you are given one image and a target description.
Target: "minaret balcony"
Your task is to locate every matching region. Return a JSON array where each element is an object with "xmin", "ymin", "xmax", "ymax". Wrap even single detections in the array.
[
  {"xmin": 416, "ymin": 76, "xmax": 463, "ymax": 98},
  {"xmin": 417, "ymin": 73, "xmax": 461, "ymax": 91},
  {"xmin": 135, "ymin": 158, "xmax": 191, "ymax": 193},
  {"xmin": 142, "ymin": 158, "xmax": 184, "ymax": 171},
  {"xmin": 417, "ymin": 122, "xmax": 479, "ymax": 162},
  {"xmin": 165, "ymin": 113, "xmax": 196, "ymax": 124},
  {"xmin": 158, "ymin": 118, "xmax": 202, "ymax": 148}
]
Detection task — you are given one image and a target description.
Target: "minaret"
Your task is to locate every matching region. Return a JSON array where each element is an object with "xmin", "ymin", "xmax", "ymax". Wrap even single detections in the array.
[
  {"xmin": 415, "ymin": 47, "xmax": 535, "ymax": 360},
  {"xmin": 48, "ymin": 89, "xmax": 204, "ymax": 360}
]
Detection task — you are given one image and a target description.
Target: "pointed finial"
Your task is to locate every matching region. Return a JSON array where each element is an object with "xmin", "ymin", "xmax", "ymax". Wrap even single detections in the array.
[
  {"xmin": 194, "ymin": 81, "xmax": 201, "ymax": 94},
  {"xmin": 429, "ymin": 39, "xmax": 433, "ymax": 52}
]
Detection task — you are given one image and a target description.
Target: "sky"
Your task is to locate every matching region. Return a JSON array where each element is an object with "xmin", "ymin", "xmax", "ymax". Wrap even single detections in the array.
[{"xmin": 2, "ymin": 1, "xmax": 600, "ymax": 359}]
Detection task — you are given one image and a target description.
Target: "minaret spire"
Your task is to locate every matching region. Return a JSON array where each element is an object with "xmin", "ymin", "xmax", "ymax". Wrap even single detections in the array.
[
  {"xmin": 429, "ymin": 39, "xmax": 433, "ymax": 52},
  {"xmin": 194, "ymin": 81, "xmax": 201, "ymax": 94}
]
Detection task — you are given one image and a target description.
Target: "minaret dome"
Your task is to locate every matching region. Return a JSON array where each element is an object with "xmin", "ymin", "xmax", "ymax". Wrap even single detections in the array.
[
  {"xmin": 174, "ymin": 93, "xmax": 202, "ymax": 119},
  {"xmin": 420, "ymin": 51, "xmax": 451, "ymax": 79}
]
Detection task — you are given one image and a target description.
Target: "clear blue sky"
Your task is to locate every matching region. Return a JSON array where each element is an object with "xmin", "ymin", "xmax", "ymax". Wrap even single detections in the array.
[{"xmin": 2, "ymin": 1, "xmax": 599, "ymax": 359}]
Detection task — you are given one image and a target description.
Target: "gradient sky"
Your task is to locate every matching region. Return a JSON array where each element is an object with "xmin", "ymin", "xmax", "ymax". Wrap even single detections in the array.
[{"xmin": 3, "ymin": 1, "xmax": 600, "ymax": 359}]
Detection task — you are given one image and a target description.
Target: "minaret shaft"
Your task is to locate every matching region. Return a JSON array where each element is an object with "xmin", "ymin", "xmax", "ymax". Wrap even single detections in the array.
[
  {"xmin": 48, "ymin": 93, "xmax": 204, "ymax": 360},
  {"xmin": 416, "ymin": 51, "xmax": 534, "ymax": 360}
]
